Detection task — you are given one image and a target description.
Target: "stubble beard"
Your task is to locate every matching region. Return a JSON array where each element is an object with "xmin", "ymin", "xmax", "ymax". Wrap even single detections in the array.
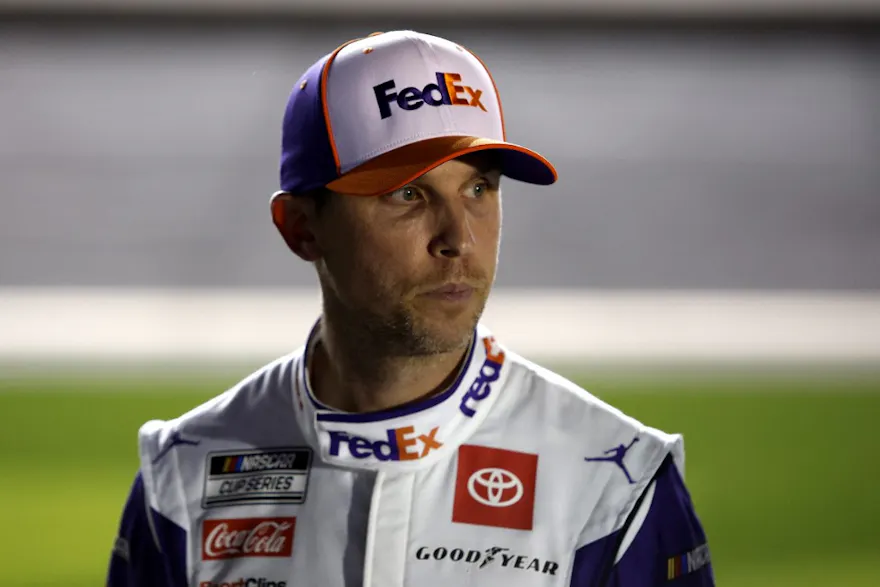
[
  {"xmin": 318, "ymin": 249, "xmax": 497, "ymax": 359},
  {"xmin": 324, "ymin": 284, "xmax": 489, "ymax": 359},
  {"xmin": 361, "ymin": 288, "xmax": 488, "ymax": 357}
]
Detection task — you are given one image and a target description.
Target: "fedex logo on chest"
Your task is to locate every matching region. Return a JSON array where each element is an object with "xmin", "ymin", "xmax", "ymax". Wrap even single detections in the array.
[
  {"xmin": 373, "ymin": 72, "xmax": 487, "ymax": 119},
  {"xmin": 328, "ymin": 425, "xmax": 442, "ymax": 461}
]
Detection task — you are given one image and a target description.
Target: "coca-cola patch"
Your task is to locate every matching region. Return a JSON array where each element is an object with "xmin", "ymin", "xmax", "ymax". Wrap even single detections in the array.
[{"xmin": 202, "ymin": 517, "xmax": 295, "ymax": 560}]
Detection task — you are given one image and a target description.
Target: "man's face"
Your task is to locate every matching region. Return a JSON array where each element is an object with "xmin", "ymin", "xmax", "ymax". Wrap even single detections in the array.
[{"xmin": 312, "ymin": 152, "xmax": 502, "ymax": 356}]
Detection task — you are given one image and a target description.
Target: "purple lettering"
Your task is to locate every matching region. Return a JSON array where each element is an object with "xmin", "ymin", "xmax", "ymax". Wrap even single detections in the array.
[
  {"xmin": 373, "ymin": 429, "xmax": 400, "ymax": 461},
  {"xmin": 459, "ymin": 357, "xmax": 503, "ymax": 417},
  {"xmin": 373, "ymin": 80, "xmax": 398, "ymax": 119},
  {"xmin": 423, "ymin": 73, "xmax": 451, "ymax": 106},
  {"xmin": 436, "ymin": 72, "xmax": 452, "ymax": 104},
  {"xmin": 327, "ymin": 430, "xmax": 349, "ymax": 456},
  {"xmin": 374, "ymin": 73, "xmax": 462, "ymax": 118},
  {"xmin": 348, "ymin": 436, "xmax": 373, "ymax": 459},
  {"xmin": 397, "ymin": 87, "xmax": 423, "ymax": 111}
]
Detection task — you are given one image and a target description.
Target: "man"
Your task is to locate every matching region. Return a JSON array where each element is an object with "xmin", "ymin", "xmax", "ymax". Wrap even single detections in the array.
[{"xmin": 107, "ymin": 30, "xmax": 714, "ymax": 587}]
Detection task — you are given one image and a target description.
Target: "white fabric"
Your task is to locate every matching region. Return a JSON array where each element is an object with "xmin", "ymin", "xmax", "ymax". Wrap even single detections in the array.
[
  {"xmin": 325, "ymin": 31, "xmax": 504, "ymax": 173},
  {"xmin": 614, "ymin": 480, "xmax": 656, "ymax": 564},
  {"xmin": 137, "ymin": 322, "xmax": 683, "ymax": 586}
]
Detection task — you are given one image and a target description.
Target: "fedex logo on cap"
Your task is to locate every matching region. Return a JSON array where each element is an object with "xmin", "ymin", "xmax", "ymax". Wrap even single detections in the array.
[
  {"xmin": 328, "ymin": 425, "xmax": 442, "ymax": 461},
  {"xmin": 373, "ymin": 72, "xmax": 487, "ymax": 119}
]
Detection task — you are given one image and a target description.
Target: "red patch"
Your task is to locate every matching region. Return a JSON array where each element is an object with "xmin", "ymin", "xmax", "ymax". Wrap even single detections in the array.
[
  {"xmin": 453, "ymin": 445, "xmax": 538, "ymax": 530},
  {"xmin": 202, "ymin": 517, "xmax": 295, "ymax": 560}
]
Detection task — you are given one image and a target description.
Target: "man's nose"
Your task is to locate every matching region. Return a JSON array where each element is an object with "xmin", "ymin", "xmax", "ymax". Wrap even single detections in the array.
[{"xmin": 428, "ymin": 199, "xmax": 475, "ymax": 259}]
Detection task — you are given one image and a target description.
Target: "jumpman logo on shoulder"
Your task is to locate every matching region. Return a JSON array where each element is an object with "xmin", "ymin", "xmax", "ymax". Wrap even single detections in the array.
[
  {"xmin": 152, "ymin": 431, "xmax": 201, "ymax": 464},
  {"xmin": 584, "ymin": 436, "xmax": 640, "ymax": 484}
]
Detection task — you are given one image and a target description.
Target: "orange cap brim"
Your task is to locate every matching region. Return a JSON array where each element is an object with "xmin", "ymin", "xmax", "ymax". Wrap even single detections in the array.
[{"xmin": 325, "ymin": 136, "xmax": 557, "ymax": 197}]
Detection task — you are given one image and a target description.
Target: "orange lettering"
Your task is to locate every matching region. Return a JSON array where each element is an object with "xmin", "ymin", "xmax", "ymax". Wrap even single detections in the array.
[
  {"xmin": 444, "ymin": 73, "xmax": 470, "ymax": 105},
  {"xmin": 418, "ymin": 427, "xmax": 443, "ymax": 457},
  {"xmin": 465, "ymin": 86, "xmax": 486, "ymax": 111},
  {"xmin": 483, "ymin": 337, "xmax": 505, "ymax": 363},
  {"xmin": 395, "ymin": 425, "xmax": 419, "ymax": 460}
]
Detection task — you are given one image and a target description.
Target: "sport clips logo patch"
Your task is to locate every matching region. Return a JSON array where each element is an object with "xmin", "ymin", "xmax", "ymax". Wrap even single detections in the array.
[
  {"xmin": 326, "ymin": 337, "xmax": 505, "ymax": 462},
  {"xmin": 373, "ymin": 72, "xmax": 486, "ymax": 119}
]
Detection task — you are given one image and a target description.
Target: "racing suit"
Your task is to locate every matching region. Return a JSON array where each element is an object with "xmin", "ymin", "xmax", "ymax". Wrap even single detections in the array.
[{"xmin": 107, "ymin": 323, "xmax": 714, "ymax": 586}]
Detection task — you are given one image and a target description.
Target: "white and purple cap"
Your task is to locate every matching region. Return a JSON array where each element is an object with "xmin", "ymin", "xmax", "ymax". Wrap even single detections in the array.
[{"xmin": 275, "ymin": 30, "xmax": 558, "ymax": 198}]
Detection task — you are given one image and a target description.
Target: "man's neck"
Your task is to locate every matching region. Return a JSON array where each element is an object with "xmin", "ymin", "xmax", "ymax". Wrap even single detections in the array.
[{"xmin": 308, "ymin": 318, "xmax": 470, "ymax": 414}]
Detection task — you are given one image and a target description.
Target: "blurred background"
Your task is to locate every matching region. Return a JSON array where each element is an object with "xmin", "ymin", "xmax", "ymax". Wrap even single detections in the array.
[{"xmin": 1, "ymin": 1, "xmax": 879, "ymax": 585}]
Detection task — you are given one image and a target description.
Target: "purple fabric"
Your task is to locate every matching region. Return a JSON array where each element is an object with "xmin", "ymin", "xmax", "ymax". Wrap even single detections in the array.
[
  {"xmin": 279, "ymin": 52, "xmax": 339, "ymax": 195},
  {"xmin": 570, "ymin": 454, "xmax": 715, "ymax": 586},
  {"xmin": 107, "ymin": 472, "xmax": 188, "ymax": 587},
  {"xmin": 500, "ymin": 149, "xmax": 557, "ymax": 186},
  {"xmin": 570, "ymin": 528, "xmax": 623, "ymax": 587}
]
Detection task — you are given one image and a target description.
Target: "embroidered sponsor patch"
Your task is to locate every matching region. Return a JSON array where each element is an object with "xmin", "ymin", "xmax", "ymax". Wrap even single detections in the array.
[
  {"xmin": 667, "ymin": 543, "xmax": 711, "ymax": 580},
  {"xmin": 452, "ymin": 445, "xmax": 538, "ymax": 531},
  {"xmin": 327, "ymin": 425, "xmax": 442, "ymax": 461},
  {"xmin": 202, "ymin": 448, "xmax": 312, "ymax": 508},
  {"xmin": 202, "ymin": 517, "xmax": 295, "ymax": 560}
]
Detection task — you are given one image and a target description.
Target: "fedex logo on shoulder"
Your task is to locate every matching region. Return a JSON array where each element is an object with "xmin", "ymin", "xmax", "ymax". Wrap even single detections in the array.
[
  {"xmin": 328, "ymin": 425, "xmax": 442, "ymax": 461},
  {"xmin": 373, "ymin": 72, "xmax": 487, "ymax": 119}
]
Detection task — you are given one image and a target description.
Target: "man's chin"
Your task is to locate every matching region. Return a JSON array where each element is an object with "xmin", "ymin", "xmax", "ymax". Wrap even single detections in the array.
[
  {"xmin": 407, "ymin": 308, "xmax": 483, "ymax": 355},
  {"xmin": 409, "ymin": 327, "xmax": 475, "ymax": 356}
]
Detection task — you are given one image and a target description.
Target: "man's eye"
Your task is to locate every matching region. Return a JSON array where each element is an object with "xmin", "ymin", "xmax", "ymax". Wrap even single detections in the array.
[
  {"xmin": 388, "ymin": 186, "xmax": 421, "ymax": 203},
  {"xmin": 467, "ymin": 180, "xmax": 491, "ymax": 198}
]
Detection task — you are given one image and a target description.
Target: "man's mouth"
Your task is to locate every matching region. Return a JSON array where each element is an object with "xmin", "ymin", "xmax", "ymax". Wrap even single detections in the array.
[{"xmin": 420, "ymin": 283, "xmax": 476, "ymax": 301}]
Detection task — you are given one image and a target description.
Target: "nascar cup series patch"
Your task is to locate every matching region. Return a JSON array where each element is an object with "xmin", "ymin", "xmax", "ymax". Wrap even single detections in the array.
[{"xmin": 202, "ymin": 448, "xmax": 312, "ymax": 508}]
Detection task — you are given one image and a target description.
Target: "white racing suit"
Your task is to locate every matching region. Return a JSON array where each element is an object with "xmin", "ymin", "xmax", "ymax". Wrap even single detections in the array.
[{"xmin": 107, "ymin": 323, "xmax": 714, "ymax": 586}]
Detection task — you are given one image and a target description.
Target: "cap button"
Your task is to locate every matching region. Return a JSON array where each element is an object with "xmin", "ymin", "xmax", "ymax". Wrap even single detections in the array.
[{"xmin": 300, "ymin": 80, "xmax": 308, "ymax": 90}]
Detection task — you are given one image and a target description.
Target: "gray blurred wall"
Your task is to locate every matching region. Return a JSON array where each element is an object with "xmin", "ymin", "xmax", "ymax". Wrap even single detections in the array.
[{"xmin": 1, "ymin": 20, "xmax": 879, "ymax": 289}]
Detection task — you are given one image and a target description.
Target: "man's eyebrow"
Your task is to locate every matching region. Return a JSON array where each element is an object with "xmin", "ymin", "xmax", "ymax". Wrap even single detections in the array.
[{"xmin": 469, "ymin": 166, "xmax": 502, "ymax": 180}]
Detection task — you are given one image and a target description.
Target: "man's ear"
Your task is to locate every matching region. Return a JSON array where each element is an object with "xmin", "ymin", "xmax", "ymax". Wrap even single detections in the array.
[{"xmin": 270, "ymin": 192, "xmax": 322, "ymax": 262}]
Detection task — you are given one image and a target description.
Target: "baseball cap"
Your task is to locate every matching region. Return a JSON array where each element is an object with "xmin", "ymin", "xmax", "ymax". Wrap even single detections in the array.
[{"xmin": 275, "ymin": 30, "xmax": 557, "ymax": 199}]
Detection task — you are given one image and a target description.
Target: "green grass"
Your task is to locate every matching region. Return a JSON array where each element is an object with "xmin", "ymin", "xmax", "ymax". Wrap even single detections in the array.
[{"xmin": 0, "ymin": 371, "xmax": 878, "ymax": 586}]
